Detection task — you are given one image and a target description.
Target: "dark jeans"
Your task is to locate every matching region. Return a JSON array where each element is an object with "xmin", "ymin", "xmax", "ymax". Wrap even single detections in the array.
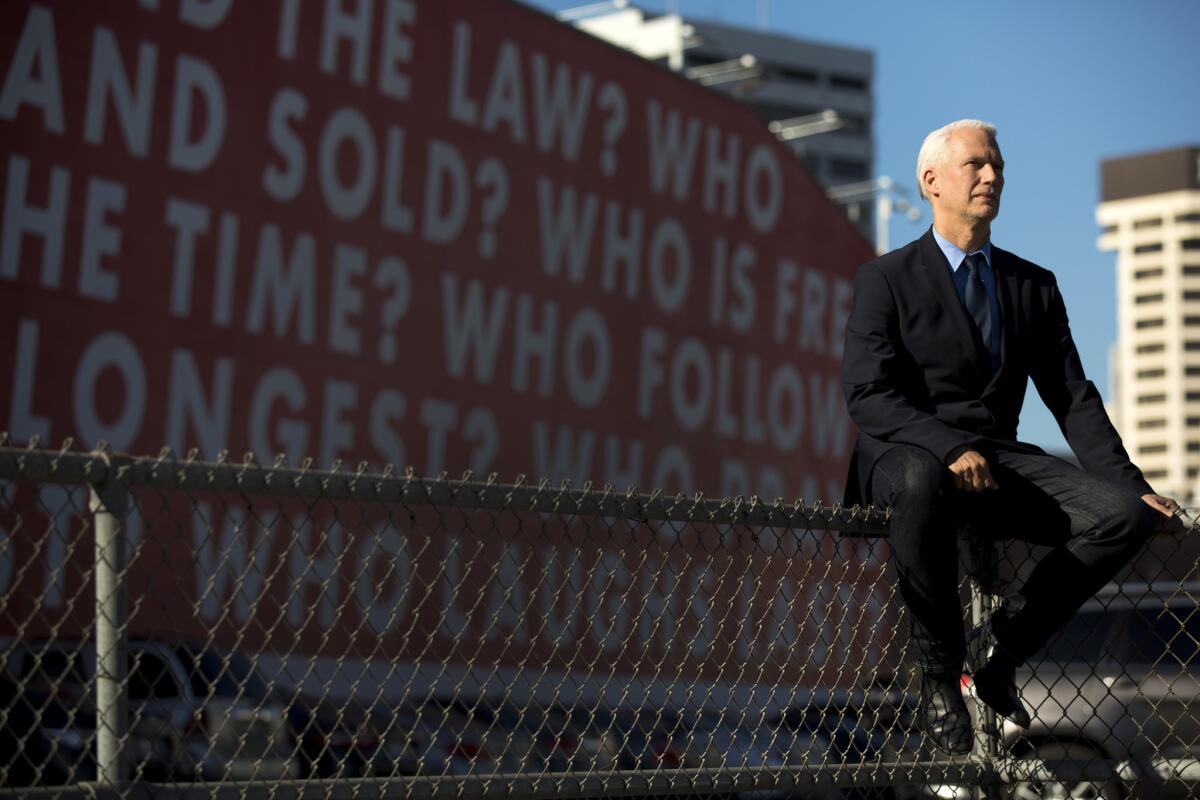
[{"xmin": 869, "ymin": 444, "xmax": 1161, "ymax": 674}]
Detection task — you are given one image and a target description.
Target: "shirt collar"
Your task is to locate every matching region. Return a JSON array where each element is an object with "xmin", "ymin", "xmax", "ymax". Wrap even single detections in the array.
[{"xmin": 931, "ymin": 226, "xmax": 992, "ymax": 272}]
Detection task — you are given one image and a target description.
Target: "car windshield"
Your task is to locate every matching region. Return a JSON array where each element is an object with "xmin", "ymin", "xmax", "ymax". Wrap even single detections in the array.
[{"xmin": 177, "ymin": 646, "xmax": 271, "ymax": 701}]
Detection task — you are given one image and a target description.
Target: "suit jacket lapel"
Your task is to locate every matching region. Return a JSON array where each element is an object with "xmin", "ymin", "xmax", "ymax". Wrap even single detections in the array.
[{"xmin": 917, "ymin": 230, "xmax": 991, "ymax": 383}]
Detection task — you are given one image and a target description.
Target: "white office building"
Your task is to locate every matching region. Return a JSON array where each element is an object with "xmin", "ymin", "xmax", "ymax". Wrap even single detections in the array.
[
  {"xmin": 1098, "ymin": 146, "xmax": 1200, "ymax": 501},
  {"xmin": 561, "ymin": 3, "xmax": 877, "ymax": 237}
]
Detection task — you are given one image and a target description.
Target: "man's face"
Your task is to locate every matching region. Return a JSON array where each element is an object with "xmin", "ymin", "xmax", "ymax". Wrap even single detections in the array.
[{"xmin": 925, "ymin": 127, "xmax": 1005, "ymax": 224}]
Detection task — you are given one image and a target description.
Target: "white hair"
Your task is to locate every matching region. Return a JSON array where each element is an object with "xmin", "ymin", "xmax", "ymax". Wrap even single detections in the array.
[{"xmin": 916, "ymin": 119, "xmax": 998, "ymax": 201}]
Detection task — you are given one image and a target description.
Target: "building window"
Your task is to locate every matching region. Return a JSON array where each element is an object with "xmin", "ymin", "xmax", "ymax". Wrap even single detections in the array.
[
  {"xmin": 1189, "ymin": 442, "xmax": 1200, "ymax": 453},
  {"xmin": 1188, "ymin": 417, "xmax": 1200, "ymax": 426},
  {"xmin": 1102, "ymin": 224, "xmax": 1118, "ymax": 234},
  {"xmin": 1144, "ymin": 470, "xmax": 1168, "ymax": 480},
  {"xmin": 1183, "ymin": 239, "xmax": 1200, "ymax": 251},
  {"xmin": 1138, "ymin": 419, "xmax": 1167, "ymax": 429},
  {"xmin": 1187, "ymin": 316, "xmax": 1200, "ymax": 326},
  {"xmin": 1134, "ymin": 267, "xmax": 1164, "ymax": 279},
  {"xmin": 830, "ymin": 158, "xmax": 869, "ymax": 180},
  {"xmin": 776, "ymin": 65, "xmax": 818, "ymax": 84},
  {"xmin": 1188, "ymin": 366, "xmax": 1200, "ymax": 377},
  {"xmin": 1188, "ymin": 392, "xmax": 1200, "ymax": 402},
  {"xmin": 1134, "ymin": 218, "xmax": 1163, "ymax": 229},
  {"xmin": 685, "ymin": 52, "xmax": 727, "ymax": 67},
  {"xmin": 829, "ymin": 73, "xmax": 868, "ymax": 91},
  {"xmin": 753, "ymin": 102, "xmax": 822, "ymax": 123},
  {"xmin": 1137, "ymin": 368, "xmax": 1167, "ymax": 379},
  {"xmin": 1184, "ymin": 265, "xmax": 1200, "ymax": 276},
  {"xmin": 1135, "ymin": 243, "xmax": 1164, "ymax": 254},
  {"xmin": 1135, "ymin": 293, "xmax": 1164, "ymax": 304},
  {"xmin": 1187, "ymin": 341, "xmax": 1200, "ymax": 351},
  {"xmin": 1136, "ymin": 318, "xmax": 1165, "ymax": 329},
  {"xmin": 1139, "ymin": 444, "xmax": 1168, "ymax": 455},
  {"xmin": 1189, "ymin": 467, "xmax": 1200, "ymax": 479},
  {"xmin": 1186, "ymin": 291, "xmax": 1200, "ymax": 301},
  {"xmin": 838, "ymin": 112, "xmax": 871, "ymax": 136},
  {"xmin": 1178, "ymin": 213, "xmax": 1200, "ymax": 224},
  {"xmin": 1138, "ymin": 393, "xmax": 1167, "ymax": 403},
  {"xmin": 1137, "ymin": 343, "xmax": 1165, "ymax": 354}
]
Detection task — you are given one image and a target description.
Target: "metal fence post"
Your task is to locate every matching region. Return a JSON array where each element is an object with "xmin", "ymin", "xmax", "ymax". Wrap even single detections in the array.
[
  {"xmin": 90, "ymin": 471, "xmax": 130, "ymax": 789},
  {"xmin": 966, "ymin": 535, "xmax": 1002, "ymax": 798}
]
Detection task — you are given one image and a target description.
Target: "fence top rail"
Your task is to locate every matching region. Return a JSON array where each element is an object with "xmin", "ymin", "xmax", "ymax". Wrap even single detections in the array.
[{"xmin": 0, "ymin": 438, "xmax": 890, "ymax": 533}]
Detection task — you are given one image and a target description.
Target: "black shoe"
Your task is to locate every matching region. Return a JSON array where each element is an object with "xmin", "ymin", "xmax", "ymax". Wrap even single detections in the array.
[
  {"xmin": 966, "ymin": 611, "xmax": 1033, "ymax": 729},
  {"xmin": 971, "ymin": 658, "xmax": 1032, "ymax": 729},
  {"xmin": 919, "ymin": 671, "xmax": 972, "ymax": 755}
]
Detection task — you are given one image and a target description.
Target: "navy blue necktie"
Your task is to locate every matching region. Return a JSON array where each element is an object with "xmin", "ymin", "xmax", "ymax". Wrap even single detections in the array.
[{"xmin": 962, "ymin": 252, "xmax": 993, "ymax": 353}]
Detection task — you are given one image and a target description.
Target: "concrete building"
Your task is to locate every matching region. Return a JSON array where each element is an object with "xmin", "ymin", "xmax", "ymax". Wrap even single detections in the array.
[
  {"xmin": 562, "ymin": 3, "xmax": 878, "ymax": 238},
  {"xmin": 1098, "ymin": 146, "xmax": 1200, "ymax": 501}
]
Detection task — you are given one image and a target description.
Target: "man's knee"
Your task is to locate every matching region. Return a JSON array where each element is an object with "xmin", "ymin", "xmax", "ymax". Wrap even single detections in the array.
[
  {"xmin": 873, "ymin": 447, "xmax": 953, "ymax": 507},
  {"xmin": 1093, "ymin": 490, "xmax": 1160, "ymax": 547},
  {"xmin": 1127, "ymin": 494, "xmax": 1164, "ymax": 540}
]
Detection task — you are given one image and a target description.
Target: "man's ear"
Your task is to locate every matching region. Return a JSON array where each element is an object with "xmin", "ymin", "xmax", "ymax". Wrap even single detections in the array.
[{"xmin": 922, "ymin": 168, "xmax": 938, "ymax": 198}]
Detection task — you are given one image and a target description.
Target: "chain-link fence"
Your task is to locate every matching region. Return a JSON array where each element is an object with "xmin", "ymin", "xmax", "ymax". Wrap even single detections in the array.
[{"xmin": 1, "ymin": 437, "xmax": 1198, "ymax": 799}]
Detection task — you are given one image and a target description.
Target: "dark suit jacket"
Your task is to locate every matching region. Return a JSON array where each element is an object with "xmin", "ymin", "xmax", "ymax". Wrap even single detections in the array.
[{"xmin": 841, "ymin": 229, "xmax": 1151, "ymax": 506}]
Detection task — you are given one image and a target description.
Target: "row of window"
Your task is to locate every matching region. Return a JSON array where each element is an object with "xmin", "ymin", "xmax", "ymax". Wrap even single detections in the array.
[
  {"xmin": 1138, "ymin": 442, "xmax": 1200, "ymax": 455},
  {"xmin": 1136, "ymin": 392, "xmax": 1200, "ymax": 403},
  {"xmin": 796, "ymin": 153, "xmax": 871, "ymax": 181},
  {"xmin": 1143, "ymin": 467, "xmax": 1200, "ymax": 480},
  {"xmin": 1137, "ymin": 341, "xmax": 1200, "ymax": 353},
  {"xmin": 1102, "ymin": 212, "xmax": 1200, "ymax": 234},
  {"xmin": 1132, "ymin": 264, "xmax": 1200, "ymax": 279},
  {"xmin": 1136, "ymin": 366, "xmax": 1200, "ymax": 379},
  {"xmin": 1134, "ymin": 316, "xmax": 1200, "ymax": 329},
  {"xmin": 1134, "ymin": 289, "xmax": 1200, "ymax": 303},
  {"xmin": 1133, "ymin": 239, "xmax": 1200, "ymax": 254},
  {"xmin": 1137, "ymin": 417, "xmax": 1200, "ymax": 429}
]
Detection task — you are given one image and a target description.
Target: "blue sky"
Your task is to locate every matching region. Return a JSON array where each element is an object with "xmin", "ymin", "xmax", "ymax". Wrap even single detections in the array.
[{"xmin": 526, "ymin": 0, "xmax": 1200, "ymax": 452}]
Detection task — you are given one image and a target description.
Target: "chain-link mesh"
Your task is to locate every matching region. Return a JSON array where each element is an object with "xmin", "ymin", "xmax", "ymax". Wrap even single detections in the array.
[{"xmin": 1, "ymin": 437, "xmax": 1197, "ymax": 799}]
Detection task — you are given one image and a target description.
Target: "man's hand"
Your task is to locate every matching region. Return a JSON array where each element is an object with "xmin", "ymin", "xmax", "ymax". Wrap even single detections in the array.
[
  {"xmin": 948, "ymin": 449, "xmax": 999, "ymax": 492},
  {"xmin": 1141, "ymin": 493, "xmax": 1180, "ymax": 518}
]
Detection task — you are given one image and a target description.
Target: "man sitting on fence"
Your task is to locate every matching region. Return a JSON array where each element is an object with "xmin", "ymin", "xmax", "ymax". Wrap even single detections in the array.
[{"xmin": 840, "ymin": 119, "xmax": 1181, "ymax": 754}]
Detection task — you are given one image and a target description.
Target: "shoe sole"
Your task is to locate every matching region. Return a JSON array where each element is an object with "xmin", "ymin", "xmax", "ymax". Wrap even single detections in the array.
[{"xmin": 965, "ymin": 677, "xmax": 1032, "ymax": 729}]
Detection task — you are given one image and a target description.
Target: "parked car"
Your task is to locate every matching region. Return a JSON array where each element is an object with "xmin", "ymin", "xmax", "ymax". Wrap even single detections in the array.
[
  {"xmin": 686, "ymin": 710, "xmax": 787, "ymax": 772},
  {"xmin": 917, "ymin": 580, "xmax": 1200, "ymax": 799},
  {"xmin": 775, "ymin": 699, "xmax": 919, "ymax": 800},
  {"xmin": 680, "ymin": 709, "xmax": 796, "ymax": 799},
  {"xmin": 6, "ymin": 642, "xmax": 174, "ymax": 781},
  {"xmin": 0, "ymin": 670, "xmax": 92, "ymax": 785},
  {"xmin": 519, "ymin": 704, "xmax": 619, "ymax": 773},
  {"xmin": 400, "ymin": 698, "xmax": 512, "ymax": 775},
  {"xmin": 354, "ymin": 701, "xmax": 422, "ymax": 777},
  {"xmin": 613, "ymin": 707, "xmax": 690, "ymax": 770},
  {"xmin": 476, "ymin": 703, "xmax": 622, "ymax": 774},
  {"xmin": 286, "ymin": 695, "xmax": 421, "ymax": 778},
  {"xmin": 285, "ymin": 694, "xmax": 365, "ymax": 778},
  {"xmin": 6, "ymin": 638, "xmax": 299, "ymax": 782}
]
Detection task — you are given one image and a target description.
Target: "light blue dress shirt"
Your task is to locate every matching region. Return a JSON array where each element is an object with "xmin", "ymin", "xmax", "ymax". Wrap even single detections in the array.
[{"xmin": 931, "ymin": 227, "xmax": 1002, "ymax": 368}]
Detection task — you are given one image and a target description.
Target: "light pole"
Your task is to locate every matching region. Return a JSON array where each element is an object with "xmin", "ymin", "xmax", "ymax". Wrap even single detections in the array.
[{"xmin": 826, "ymin": 176, "xmax": 922, "ymax": 255}]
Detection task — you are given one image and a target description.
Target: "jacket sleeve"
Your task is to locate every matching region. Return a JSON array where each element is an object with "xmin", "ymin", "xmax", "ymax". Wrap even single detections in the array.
[
  {"xmin": 1029, "ymin": 276, "xmax": 1153, "ymax": 496},
  {"xmin": 842, "ymin": 262, "xmax": 984, "ymax": 464}
]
